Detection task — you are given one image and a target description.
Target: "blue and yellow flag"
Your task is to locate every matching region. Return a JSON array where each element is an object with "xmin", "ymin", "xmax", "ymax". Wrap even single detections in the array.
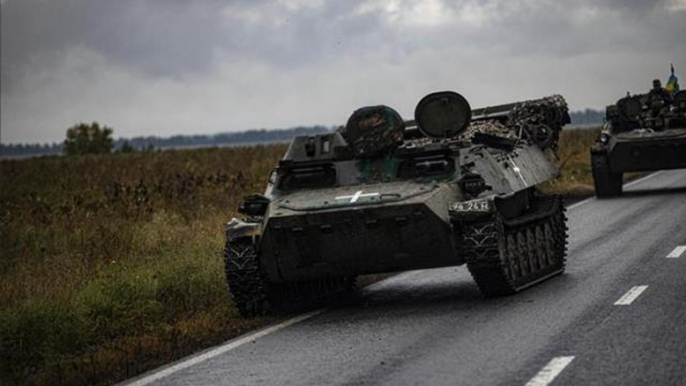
[{"xmin": 666, "ymin": 64, "xmax": 680, "ymax": 93}]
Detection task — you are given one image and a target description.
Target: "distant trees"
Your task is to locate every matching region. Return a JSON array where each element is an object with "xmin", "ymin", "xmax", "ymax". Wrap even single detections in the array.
[
  {"xmin": 119, "ymin": 140, "xmax": 135, "ymax": 154},
  {"xmin": 64, "ymin": 122, "xmax": 114, "ymax": 155},
  {"xmin": 569, "ymin": 109, "xmax": 605, "ymax": 126},
  {"xmin": 2, "ymin": 126, "xmax": 334, "ymax": 159},
  {"xmin": 110, "ymin": 126, "xmax": 332, "ymax": 150},
  {"xmin": 0, "ymin": 142, "xmax": 62, "ymax": 157}
]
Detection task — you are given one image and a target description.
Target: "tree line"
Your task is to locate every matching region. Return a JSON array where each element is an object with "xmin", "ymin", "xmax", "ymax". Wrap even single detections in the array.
[
  {"xmin": 568, "ymin": 108, "xmax": 605, "ymax": 126},
  {"xmin": 1, "ymin": 124, "xmax": 333, "ymax": 157},
  {"xmin": 1, "ymin": 110, "xmax": 605, "ymax": 157}
]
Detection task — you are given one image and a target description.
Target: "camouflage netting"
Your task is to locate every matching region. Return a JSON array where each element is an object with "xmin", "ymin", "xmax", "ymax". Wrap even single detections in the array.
[
  {"xmin": 357, "ymin": 95, "xmax": 571, "ymax": 152},
  {"xmin": 398, "ymin": 136, "xmax": 438, "ymax": 149},
  {"xmin": 507, "ymin": 94, "xmax": 570, "ymax": 150},
  {"xmin": 459, "ymin": 120, "xmax": 517, "ymax": 142},
  {"xmin": 508, "ymin": 95, "xmax": 569, "ymax": 129},
  {"xmin": 400, "ymin": 118, "xmax": 536, "ymax": 150},
  {"xmin": 342, "ymin": 105, "xmax": 405, "ymax": 158}
]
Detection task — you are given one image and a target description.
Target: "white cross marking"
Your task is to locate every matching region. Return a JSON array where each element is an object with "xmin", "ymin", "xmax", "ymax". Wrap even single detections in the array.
[{"xmin": 335, "ymin": 190, "xmax": 380, "ymax": 203}]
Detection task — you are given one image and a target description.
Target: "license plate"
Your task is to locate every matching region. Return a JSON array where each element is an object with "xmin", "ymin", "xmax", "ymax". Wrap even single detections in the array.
[{"xmin": 451, "ymin": 200, "xmax": 491, "ymax": 212}]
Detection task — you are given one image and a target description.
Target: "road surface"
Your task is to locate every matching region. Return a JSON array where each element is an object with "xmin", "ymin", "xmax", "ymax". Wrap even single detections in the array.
[{"xmin": 122, "ymin": 169, "xmax": 686, "ymax": 386}]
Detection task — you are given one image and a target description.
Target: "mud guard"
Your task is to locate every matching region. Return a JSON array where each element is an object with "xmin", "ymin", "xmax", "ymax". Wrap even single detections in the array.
[{"xmin": 225, "ymin": 218, "xmax": 262, "ymax": 242}]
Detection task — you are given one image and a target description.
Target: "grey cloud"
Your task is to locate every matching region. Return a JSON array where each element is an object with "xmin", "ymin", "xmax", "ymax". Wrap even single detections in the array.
[
  {"xmin": 1, "ymin": 0, "xmax": 685, "ymax": 143},
  {"xmin": 5, "ymin": 0, "xmax": 681, "ymax": 83},
  {"xmin": 1, "ymin": 0, "xmax": 229, "ymax": 89}
]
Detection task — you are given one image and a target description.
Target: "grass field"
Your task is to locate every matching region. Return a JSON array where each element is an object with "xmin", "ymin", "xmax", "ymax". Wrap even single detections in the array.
[
  {"xmin": 539, "ymin": 128, "xmax": 600, "ymax": 197},
  {"xmin": 1, "ymin": 129, "xmax": 603, "ymax": 386}
]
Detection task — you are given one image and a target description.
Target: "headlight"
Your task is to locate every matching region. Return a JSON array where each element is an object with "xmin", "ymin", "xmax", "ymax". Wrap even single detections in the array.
[
  {"xmin": 599, "ymin": 132, "xmax": 610, "ymax": 144},
  {"xmin": 459, "ymin": 172, "xmax": 488, "ymax": 196}
]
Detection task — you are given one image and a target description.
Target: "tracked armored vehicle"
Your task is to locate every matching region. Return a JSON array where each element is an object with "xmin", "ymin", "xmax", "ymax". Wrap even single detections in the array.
[
  {"xmin": 225, "ymin": 92, "xmax": 571, "ymax": 317},
  {"xmin": 591, "ymin": 81, "xmax": 686, "ymax": 197}
]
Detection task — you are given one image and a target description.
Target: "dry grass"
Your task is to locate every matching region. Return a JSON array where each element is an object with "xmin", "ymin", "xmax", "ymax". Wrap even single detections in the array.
[
  {"xmin": 539, "ymin": 128, "xmax": 600, "ymax": 197},
  {"xmin": 539, "ymin": 127, "xmax": 645, "ymax": 197},
  {"xmin": 1, "ymin": 130, "xmax": 610, "ymax": 386},
  {"xmin": 0, "ymin": 146, "xmax": 285, "ymax": 386}
]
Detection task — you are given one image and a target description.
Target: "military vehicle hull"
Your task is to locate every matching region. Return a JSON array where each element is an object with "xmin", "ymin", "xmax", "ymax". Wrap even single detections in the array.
[
  {"xmin": 260, "ymin": 189, "xmax": 459, "ymax": 281},
  {"xmin": 253, "ymin": 141, "xmax": 559, "ymax": 283},
  {"xmin": 594, "ymin": 130, "xmax": 686, "ymax": 173},
  {"xmin": 224, "ymin": 93, "xmax": 570, "ymax": 317},
  {"xmin": 592, "ymin": 90, "xmax": 686, "ymax": 197}
]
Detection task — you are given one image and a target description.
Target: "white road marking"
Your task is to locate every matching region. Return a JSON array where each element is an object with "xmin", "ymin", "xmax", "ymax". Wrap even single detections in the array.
[
  {"xmin": 122, "ymin": 310, "xmax": 323, "ymax": 386},
  {"xmin": 525, "ymin": 356, "xmax": 575, "ymax": 386},
  {"xmin": 614, "ymin": 285, "xmax": 648, "ymax": 306},
  {"xmin": 335, "ymin": 190, "xmax": 380, "ymax": 203},
  {"xmin": 667, "ymin": 245, "xmax": 686, "ymax": 258}
]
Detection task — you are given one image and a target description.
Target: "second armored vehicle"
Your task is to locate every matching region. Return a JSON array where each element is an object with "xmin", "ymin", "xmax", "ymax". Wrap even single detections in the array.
[
  {"xmin": 591, "ymin": 80, "xmax": 686, "ymax": 197},
  {"xmin": 225, "ymin": 91, "xmax": 571, "ymax": 317}
]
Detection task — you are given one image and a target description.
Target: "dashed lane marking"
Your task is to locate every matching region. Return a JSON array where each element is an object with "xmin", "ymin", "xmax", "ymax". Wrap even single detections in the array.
[
  {"xmin": 525, "ymin": 356, "xmax": 575, "ymax": 386},
  {"xmin": 614, "ymin": 285, "xmax": 648, "ymax": 306},
  {"xmin": 667, "ymin": 246, "xmax": 686, "ymax": 258}
]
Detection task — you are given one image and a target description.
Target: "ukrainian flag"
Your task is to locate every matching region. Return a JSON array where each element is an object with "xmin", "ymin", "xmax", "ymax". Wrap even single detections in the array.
[{"xmin": 666, "ymin": 64, "xmax": 680, "ymax": 93}]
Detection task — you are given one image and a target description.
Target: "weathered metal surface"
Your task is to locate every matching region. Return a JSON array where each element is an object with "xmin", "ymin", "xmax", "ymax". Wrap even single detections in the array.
[
  {"xmin": 224, "ymin": 91, "xmax": 570, "ymax": 316},
  {"xmin": 607, "ymin": 129, "xmax": 686, "ymax": 172},
  {"xmin": 459, "ymin": 120, "xmax": 517, "ymax": 142},
  {"xmin": 225, "ymin": 218, "xmax": 261, "ymax": 241},
  {"xmin": 341, "ymin": 105, "xmax": 405, "ymax": 158},
  {"xmin": 415, "ymin": 91, "xmax": 472, "ymax": 138}
]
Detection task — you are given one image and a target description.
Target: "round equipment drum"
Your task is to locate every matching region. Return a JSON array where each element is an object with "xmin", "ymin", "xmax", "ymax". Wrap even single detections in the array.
[{"xmin": 415, "ymin": 91, "xmax": 472, "ymax": 138}]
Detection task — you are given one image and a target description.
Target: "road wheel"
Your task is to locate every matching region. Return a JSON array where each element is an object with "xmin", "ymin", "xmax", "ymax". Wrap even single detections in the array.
[{"xmin": 463, "ymin": 195, "xmax": 567, "ymax": 297}]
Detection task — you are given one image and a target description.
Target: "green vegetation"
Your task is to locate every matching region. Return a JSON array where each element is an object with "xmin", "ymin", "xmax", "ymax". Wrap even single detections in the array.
[
  {"xmin": 1, "ymin": 128, "xmax": 620, "ymax": 386},
  {"xmin": 540, "ymin": 128, "xmax": 600, "ymax": 197},
  {"xmin": 1, "ymin": 146, "xmax": 286, "ymax": 385},
  {"xmin": 540, "ymin": 127, "xmax": 644, "ymax": 197},
  {"xmin": 63, "ymin": 122, "xmax": 115, "ymax": 155}
]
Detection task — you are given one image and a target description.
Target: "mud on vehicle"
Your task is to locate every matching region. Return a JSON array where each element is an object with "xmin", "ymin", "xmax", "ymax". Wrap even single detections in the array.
[
  {"xmin": 591, "ymin": 82, "xmax": 686, "ymax": 197},
  {"xmin": 224, "ymin": 91, "xmax": 571, "ymax": 317}
]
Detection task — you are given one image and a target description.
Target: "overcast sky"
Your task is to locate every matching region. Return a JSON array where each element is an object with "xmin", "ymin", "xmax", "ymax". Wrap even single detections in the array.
[{"xmin": 1, "ymin": 0, "xmax": 685, "ymax": 144}]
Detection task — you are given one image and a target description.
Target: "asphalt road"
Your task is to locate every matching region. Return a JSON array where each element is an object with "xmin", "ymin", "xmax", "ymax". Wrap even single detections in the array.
[{"xmin": 123, "ymin": 169, "xmax": 686, "ymax": 386}]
